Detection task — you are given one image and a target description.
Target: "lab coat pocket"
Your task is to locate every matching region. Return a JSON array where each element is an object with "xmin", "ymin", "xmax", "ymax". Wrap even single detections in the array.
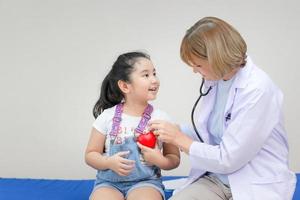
[{"xmin": 251, "ymin": 175, "xmax": 294, "ymax": 200}]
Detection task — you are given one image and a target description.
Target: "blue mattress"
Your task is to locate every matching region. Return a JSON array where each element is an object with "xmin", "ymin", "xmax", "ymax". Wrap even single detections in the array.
[
  {"xmin": 0, "ymin": 175, "xmax": 299, "ymax": 200},
  {"xmin": 0, "ymin": 176, "xmax": 181, "ymax": 200}
]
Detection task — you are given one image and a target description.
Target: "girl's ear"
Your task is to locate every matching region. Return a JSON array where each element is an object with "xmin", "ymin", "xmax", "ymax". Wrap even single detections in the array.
[{"xmin": 117, "ymin": 80, "xmax": 130, "ymax": 94}]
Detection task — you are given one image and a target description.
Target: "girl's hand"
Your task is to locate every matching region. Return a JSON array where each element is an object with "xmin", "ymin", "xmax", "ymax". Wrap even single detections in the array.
[
  {"xmin": 107, "ymin": 151, "xmax": 135, "ymax": 176},
  {"xmin": 148, "ymin": 120, "xmax": 181, "ymax": 145},
  {"xmin": 137, "ymin": 142, "xmax": 163, "ymax": 166}
]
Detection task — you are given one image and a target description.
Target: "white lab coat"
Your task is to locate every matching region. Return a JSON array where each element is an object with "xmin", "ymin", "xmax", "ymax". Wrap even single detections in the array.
[{"xmin": 175, "ymin": 56, "xmax": 296, "ymax": 200}]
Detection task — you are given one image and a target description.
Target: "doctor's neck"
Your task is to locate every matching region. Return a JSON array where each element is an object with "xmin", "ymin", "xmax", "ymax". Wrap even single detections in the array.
[{"xmin": 222, "ymin": 68, "xmax": 240, "ymax": 81}]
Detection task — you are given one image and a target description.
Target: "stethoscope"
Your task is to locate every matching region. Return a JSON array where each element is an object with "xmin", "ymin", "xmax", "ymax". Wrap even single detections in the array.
[{"xmin": 191, "ymin": 78, "xmax": 212, "ymax": 142}]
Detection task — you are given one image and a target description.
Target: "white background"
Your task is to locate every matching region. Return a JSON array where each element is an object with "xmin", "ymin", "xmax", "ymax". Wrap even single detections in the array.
[{"xmin": 0, "ymin": 0, "xmax": 299, "ymax": 179}]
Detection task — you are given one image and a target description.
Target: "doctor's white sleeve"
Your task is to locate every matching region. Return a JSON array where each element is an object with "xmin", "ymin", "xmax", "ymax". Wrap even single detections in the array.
[{"xmin": 179, "ymin": 123, "xmax": 199, "ymax": 141}]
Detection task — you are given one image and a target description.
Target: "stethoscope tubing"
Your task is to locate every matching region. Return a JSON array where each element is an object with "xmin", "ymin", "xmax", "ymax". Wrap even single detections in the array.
[{"xmin": 191, "ymin": 78, "xmax": 212, "ymax": 143}]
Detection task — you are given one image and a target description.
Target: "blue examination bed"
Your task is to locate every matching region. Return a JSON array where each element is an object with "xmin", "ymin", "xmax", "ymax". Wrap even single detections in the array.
[{"xmin": 0, "ymin": 175, "xmax": 299, "ymax": 199}]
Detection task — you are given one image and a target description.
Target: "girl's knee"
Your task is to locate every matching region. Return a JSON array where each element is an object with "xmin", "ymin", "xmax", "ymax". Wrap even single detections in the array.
[
  {"xmin": 127, "ymin": 187, "xmax": 163, "ymax": 200},
  {"xmin": 90, "ymin": 187, "xmax": 124, "ymax": 200}
]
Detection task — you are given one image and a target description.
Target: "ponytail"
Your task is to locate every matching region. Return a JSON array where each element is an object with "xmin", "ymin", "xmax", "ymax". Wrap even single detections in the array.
[
  {"xmin": 93, "ymin": 51, "xmax": 150, "ymax": 118},
  {"xmin": 93, "ymin": 71, "xmax": 123, "ymax": 118}
]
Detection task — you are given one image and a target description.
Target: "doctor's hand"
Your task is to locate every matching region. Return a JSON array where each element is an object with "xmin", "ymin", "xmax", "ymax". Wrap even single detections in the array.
[
  {"xmin": 148, "ymin": 120, "xmax": 182, "ymax": 145},
  {"xmin": 149, "ymin": 120, "xmax": 194, "ymax": 154}
]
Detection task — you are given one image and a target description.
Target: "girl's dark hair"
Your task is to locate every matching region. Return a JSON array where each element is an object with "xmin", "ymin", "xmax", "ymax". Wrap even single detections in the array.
[{"xmin": 93, "ymin": 51, "xmax": 150, "ymax": 118}]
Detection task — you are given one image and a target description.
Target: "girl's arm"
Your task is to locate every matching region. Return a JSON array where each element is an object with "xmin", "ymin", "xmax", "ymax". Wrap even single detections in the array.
[
  {"xmin": 85, "ymin": 128, "xmax": 135, "ymax": 175},
  {"xmin": 85, "ymin": 128, "xmax": 110, "ymax": 170},
  {"xmin": 137, "ymin": 142, "xmax": 180, "ymax": 170},
  {"xmin": 161, "ymin": 142, "xmax": 180, "ymax": 170}
]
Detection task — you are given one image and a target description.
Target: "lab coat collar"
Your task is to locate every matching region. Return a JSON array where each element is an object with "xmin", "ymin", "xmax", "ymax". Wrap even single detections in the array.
[
  {"xmin": 232, "ymin": 55, "xmax": 254, "ymax": 89},
  {"xmin": 223, "ymin": 55, "xmax": 254, "ymax": 117}
]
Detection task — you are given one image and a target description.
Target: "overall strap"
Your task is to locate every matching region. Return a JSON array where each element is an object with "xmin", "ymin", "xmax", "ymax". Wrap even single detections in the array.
[
  {"xmin": 109, "ymin": 103, "xmax": 154, "ymax": 141},
  {"xmin": 135, "ymin": 104, "xmax": 153, "ymax": 134},
  {"xmin": 109, "ymin": 103, "xmax": 123, "ymax": 141}
]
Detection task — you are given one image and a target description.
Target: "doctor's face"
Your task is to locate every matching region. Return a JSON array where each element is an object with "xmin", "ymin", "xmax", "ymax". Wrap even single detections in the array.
[{"xmin": 189, "ymin": 55, "xmax": 219, "ymax": 80}]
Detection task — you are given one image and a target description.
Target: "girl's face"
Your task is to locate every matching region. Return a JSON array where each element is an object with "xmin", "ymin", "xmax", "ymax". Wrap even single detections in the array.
[
  {"xmin": 189, "ymin": 54, "xmax": 219, "ymax": 80},
  {"xmin": 126, "ymin": 58, "xmax": 160, "ymax": 102}
]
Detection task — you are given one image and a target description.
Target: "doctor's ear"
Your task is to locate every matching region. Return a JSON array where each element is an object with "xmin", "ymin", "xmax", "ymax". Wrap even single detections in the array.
[{"xmin": 117, "ymin": 80, "xmax": 130, "ymax": 94}]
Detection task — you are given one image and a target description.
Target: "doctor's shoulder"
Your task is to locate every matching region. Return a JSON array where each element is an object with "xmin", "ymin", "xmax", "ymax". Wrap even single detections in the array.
[
  {"xmin": 247, "ymin": 65, "xmax": 282, "ymax": 95},
  {"xmin": 239, "ymin": 65, "xmax": 284, "ymax": 108}
]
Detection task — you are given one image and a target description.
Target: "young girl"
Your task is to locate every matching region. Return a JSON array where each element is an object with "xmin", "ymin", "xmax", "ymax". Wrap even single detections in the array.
[{"xmin": 85, "ymin": 52, "xmax": 180, "ymax": 200}]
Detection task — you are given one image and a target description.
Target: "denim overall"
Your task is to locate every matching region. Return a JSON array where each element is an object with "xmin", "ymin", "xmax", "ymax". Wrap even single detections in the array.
[{"xmin": 93, "ymin": 103, "xmax": 165, "ymax": 199}]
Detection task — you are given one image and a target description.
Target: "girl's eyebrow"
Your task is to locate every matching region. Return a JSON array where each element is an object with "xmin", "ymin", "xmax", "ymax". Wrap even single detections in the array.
[
  {"xmin": 140, "ymin": 68, "xmax": 156, "ymax": 74},
  {"xmin": 139, "ymin": 69, "xmax": 149, "ymax": 74}
]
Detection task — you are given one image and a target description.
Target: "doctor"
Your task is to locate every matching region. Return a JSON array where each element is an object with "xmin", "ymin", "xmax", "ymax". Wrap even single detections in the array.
[{"xmin": 149, "ymin": 17, "xmax": 296, "ymax": 200}]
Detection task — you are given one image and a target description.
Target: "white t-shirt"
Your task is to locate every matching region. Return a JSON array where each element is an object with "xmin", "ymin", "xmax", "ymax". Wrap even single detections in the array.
[{"xmin": 93, "ymin": 104, "xmax": 172, "ymax": 155}]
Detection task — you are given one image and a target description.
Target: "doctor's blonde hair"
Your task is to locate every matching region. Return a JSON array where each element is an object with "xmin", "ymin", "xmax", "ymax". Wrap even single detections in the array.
[{"xmin": 180, "ymin": 16, "xmax": 247, "ymax": 78}]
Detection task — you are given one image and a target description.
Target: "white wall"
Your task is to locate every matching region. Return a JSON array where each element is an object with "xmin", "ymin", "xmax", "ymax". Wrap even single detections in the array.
[{"xmin": 0, "ymin": 0, "xmax": 299, "ymax": 179}]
